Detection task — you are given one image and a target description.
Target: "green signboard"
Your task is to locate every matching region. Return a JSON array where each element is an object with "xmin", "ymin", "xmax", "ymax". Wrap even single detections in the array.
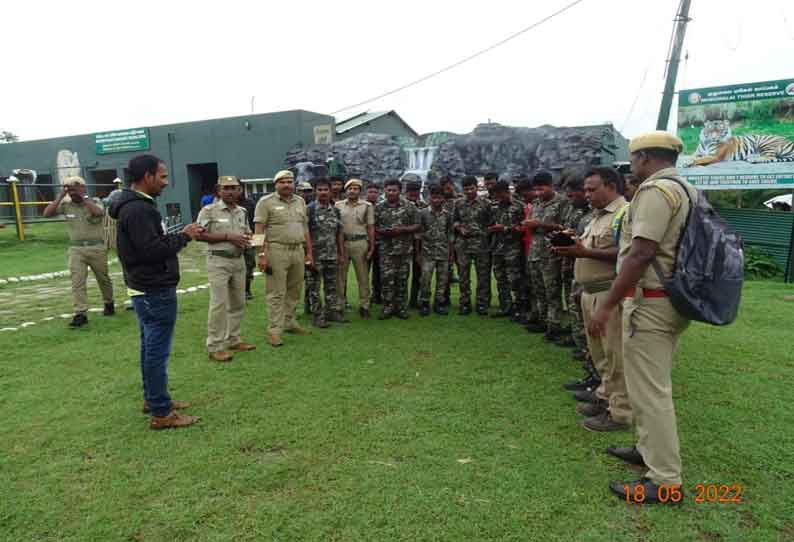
[
  {"xmin": 95, "ymin": 128, "xmax": 150, "ymax": 155},
  {"xmin": 676, "ymin": 78, "xmax": 794, "ymax": 190}
]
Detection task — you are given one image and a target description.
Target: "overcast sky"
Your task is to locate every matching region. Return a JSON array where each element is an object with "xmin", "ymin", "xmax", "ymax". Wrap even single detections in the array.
[{"xmin": 3, "ymin": 0, "xmax": 794, "ymax": 142}]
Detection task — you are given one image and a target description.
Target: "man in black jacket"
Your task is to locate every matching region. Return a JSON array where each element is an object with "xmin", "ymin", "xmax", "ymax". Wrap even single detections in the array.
[{"xmin": 110, "ymin": 154, "xmax": 203, "ymax": 430}]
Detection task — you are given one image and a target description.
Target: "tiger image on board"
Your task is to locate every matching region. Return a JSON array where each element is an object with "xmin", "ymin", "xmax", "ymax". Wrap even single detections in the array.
[{"xmin": 683, "ymin": 120, "xmax": 794, "ymax": 167}]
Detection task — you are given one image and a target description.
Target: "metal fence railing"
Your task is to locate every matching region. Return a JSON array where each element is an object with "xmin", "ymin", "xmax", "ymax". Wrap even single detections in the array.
[{"xmin": 0, "ymin": 181, "xmax": 116, "ymax": 241}]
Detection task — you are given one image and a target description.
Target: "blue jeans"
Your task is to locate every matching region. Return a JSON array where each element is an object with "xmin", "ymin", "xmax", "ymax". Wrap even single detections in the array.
[{"xmin": 132, "ymin": 288, "xmax": 177, "ymax": 417}]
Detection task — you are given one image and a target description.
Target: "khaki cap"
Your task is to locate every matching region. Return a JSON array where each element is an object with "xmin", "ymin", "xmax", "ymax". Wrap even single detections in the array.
[
  {"xmin": 344, "ymin": 178, "xmax": 363, "ymax": 190},
  {"xmin": 298, "ymin": 182, "xmax": 313, "ymax": 191},
  {"xmin": 64, "ymin": 176, "xmax": 86, "ymax": 186},
  {"xmin": 629, "ymin": 131, "xmax": 684, "ymax": 153},
  {"xmin": 218, "ymin": 175, "xmax": 240, "ymax": 186},
  {"xmin": 274, "ymin": 170, "xmax": 294, "ymax": 182}
]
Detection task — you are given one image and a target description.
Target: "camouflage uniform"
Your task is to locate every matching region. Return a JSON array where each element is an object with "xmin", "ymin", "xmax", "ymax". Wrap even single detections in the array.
[
  {"xmin": 408, "ymin": 198, "xmax": 428, "ymax": 308},
  {"xmin": 375, "ymin": 199, "xmax": 419, "ymax": 313},
  {"xmin": 418, "ymin": 205, "xmax": 452, "ymax": 308},
  {"xmin": 489, "ymin": 197, "xmax": 525, "ymax": 314},
  {"xmin": 561, "ymin": 205, "xmax": 594, "ymax": 347},
  {"xmin": 483, "ymin": 194, "xmax": 499, "ymax": 308},
  {"xmin": 305, "ymin": 201, "xmax": 342, "ymax": 322},
  {"xmin": 438, "ymin": 194, "xmax": 462, "ymax": 305},
  {"xmin": 239, "ymin": 195, "xmax": 257, "ymax": 297},
  {"xmin": 528, "ymin": 192, "xmax": 569, "ymax": 331},
  {"xmin": 515, "ymin": 202, "xmax": 535, "ymax": 323},
  {"xmin": 453, "ymin": 196, "xmax": 492, "ymax": 311}
]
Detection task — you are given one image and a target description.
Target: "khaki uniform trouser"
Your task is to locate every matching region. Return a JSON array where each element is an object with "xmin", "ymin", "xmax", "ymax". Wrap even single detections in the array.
[
  {"xmin": 623, "ymin": 296, "xmax": 689, "ymax": 486},
  {"xmin": 338, "ymin": 239, "xmax": 370, "ymax": 310},
  {"xmin": 206, "ymin": 255, "xmax": 246, "ymax": 352},
  {"xmin": 581, "ymin": 291, "xmax": 632, "ymax": 424},
  {"xmin": 266, "ymin": 244, "xmax": 305, "ymax": 335},
  {"xmin": 68, "ymin": 245, "xmax": 113, "ymax": 314}
]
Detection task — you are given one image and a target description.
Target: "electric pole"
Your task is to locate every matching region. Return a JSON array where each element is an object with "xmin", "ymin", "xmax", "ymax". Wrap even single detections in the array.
[{"xmin": 656, "ymin": 0, "xmax": 692, "ymax": 130}]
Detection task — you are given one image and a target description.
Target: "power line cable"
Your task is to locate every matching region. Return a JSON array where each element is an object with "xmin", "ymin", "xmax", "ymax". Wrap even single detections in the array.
[
  {"xmin": 330, "ymin": 0, "xmax": 590, "ymax": 116},
  {"xmin": 620, "ymin": 61, "xmax": 653, "ymax": 133}
]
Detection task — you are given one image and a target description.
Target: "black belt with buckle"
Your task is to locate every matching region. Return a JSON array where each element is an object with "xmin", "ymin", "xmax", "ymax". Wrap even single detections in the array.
[
  {"xmin": 70, "ymin": 240, "xmax": 104, "ymax": 247},
  {"xmin": 345, "ymin": 234, "xmax": 368, "ymax": 241},
  {"xmin": 209, "ymin": 250, "xmax": 242, "ymax": 259}
]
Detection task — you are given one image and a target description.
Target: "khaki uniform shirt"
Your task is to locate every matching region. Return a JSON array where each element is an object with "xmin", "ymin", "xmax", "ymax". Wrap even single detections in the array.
[
  {"xmin": 57, "ymin": 197, "xmax": 105, "ymax": 242},
  {"xmin": 574, "ymin": 196, "xmax": 626, "ymax": 286},
  {"xmin": 617, "ymin": 167, "xmax": 697, "ymax": 290},
  {"xmin": 254, "ymin": 193, "xmax": 308, "ymax": 244},
  {"xmin": 335, "ymin": 199, "xmax": 374, "ymax": 238},
  {"xmin": 197, "ymin": 200, "xmax": 252, "ymax": 255}
]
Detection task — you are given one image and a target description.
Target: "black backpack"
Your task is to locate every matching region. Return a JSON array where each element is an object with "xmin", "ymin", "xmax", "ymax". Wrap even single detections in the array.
[{"xmin": 650, "ymin": 177, "xmax": 744, "ymax": 326}]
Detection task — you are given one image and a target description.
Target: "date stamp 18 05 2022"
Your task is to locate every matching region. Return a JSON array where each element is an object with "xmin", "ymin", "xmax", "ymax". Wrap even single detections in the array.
[{"xmin": 623, "ymin": 484, "xmax": 743, "ymax": 505}]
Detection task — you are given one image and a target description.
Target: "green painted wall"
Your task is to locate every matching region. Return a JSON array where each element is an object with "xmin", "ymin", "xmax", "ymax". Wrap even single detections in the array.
[{"xmin": 0, "ymin": 109, "xmax": 333, "ymax": 221}]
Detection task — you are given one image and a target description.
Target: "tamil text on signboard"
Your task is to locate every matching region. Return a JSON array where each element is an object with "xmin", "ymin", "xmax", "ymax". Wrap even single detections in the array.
[
  {"xmin": 677, "ymin": 78, "xmax": 794, "ymax": 190},
  {"xmin": 95, "ymin": 128, "xmax": 150, "ymax": 155}
]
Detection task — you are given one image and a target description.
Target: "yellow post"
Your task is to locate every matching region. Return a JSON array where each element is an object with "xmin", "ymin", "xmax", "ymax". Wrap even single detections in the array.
[{"xmin": 8, "ymin": 179, "xmax": 25, "ymax": 241}]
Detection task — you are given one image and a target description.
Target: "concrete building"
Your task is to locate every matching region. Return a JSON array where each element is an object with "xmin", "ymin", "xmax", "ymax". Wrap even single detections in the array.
[
  {"xmin": 335, "ymin": 110, "xmax": 418, "ymax": 141},
  {"xmin": 0, "ymin": 109, "xmax": 334, "ymax": 221}
]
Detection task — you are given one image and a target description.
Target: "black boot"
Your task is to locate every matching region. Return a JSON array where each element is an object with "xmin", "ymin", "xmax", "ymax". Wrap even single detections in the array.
[
  {"xmin": 328, "ymin": 311, "xmax": 350, "ymax": 324},
  {"xmin": 526, "ymin": 320, "xmax": 546, "ymax": 333},
  {"xmin": 69, "ymin": 313, "xmax": 88, "ymax": 328},
  {"xmin": 572, "ymin": 349, "xmax": 588, "ymax": 361},
  {"xmin": 491, "ymin": 304, "xmax": 512, "ymax": 318},
  {"xmin": 419, "ymin": 304, "xmax": 430, "ymax": 317},
  {"xmin": 312, "ymin": 313, "xmax": 329, "ymax": 329},
  {"xmin": 555, "ymin": 335, "xmax": 576, "ymax": 348},
  {"xmin": 103, "ymin": 303, "xmax": 115, "ymax": 316},
  {"xmin": 544, "ymin": 325, "xmax": 562, "ymax": 342},
  {"xmin": 563, "ymin": 375, "xmax": 601, "ymax": 392}
]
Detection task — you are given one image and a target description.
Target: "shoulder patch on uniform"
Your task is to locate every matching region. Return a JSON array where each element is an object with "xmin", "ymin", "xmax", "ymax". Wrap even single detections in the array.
[{"xmin": 638, "ymin": 180, "xmax": 680, "ymax": 210}]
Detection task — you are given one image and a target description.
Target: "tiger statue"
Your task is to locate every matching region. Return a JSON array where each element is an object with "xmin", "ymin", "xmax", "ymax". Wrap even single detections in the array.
[{"xmin": 683, "ymin": 120, "xmax": 794, "ymax": 166}]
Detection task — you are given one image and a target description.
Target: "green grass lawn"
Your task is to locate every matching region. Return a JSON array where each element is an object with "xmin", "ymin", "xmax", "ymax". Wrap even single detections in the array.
[
  {"xmin": 1, "ymin": 225, "xmax": 793, "ymax": 541},
  {"xmin": 0, "ymin": 220, "xmax": 75, "ymax": 277}
]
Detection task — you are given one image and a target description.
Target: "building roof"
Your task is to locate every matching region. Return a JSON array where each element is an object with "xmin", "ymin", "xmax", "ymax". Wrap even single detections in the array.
[{"xmin": 335, "ymin": 110, "xmax": 419, "ymax": 138}]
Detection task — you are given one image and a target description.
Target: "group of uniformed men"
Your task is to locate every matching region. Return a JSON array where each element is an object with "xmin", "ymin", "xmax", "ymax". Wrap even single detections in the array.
[{"xmin": 53, "ymin": 131, "xmax": 695, "ymax": 504}]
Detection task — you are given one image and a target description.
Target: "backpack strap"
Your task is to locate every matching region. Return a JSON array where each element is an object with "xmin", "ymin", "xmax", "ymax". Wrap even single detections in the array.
[{"xmin": 648, "ymin": 175, "xmax": 695, "ymax": 283}]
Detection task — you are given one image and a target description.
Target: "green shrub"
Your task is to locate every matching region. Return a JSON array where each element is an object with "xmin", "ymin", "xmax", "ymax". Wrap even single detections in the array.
[{"xmin": 744, "ymin": 245, "xmax": 783, "ymax": 279}]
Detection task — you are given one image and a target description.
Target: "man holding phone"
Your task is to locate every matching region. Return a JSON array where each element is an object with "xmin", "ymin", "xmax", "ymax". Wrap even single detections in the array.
[
  {"xmin": 523, "ymin": 170, "xmax": 568, "ymax": 339},
  {"xmin": 196, "ymin": 176, "xmax": 256, "ymax": 362},
  {"xmin": 553, "ymin": 166, "xmax": 631, "ymax": 433},
  {"xmin": 110, "ymin": 154, "xmax": 204, "ymax": 430}
]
